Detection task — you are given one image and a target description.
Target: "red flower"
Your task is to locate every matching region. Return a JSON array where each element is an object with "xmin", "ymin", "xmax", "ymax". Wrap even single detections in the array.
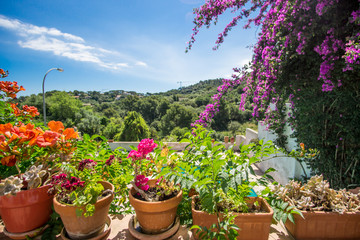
[
  {"xmin": 1, "ymin": 155, "xmax": 17, "ymax": 167},
  {"xmin": 36, "ymin": 131, "xmax": 60, "ymax": 147}
]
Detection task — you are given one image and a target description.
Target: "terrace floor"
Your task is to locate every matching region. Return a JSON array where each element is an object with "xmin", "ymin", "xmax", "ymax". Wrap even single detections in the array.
[{"xmin": 0, "ymin": 217, "xmax": 295, "ymax": 240}]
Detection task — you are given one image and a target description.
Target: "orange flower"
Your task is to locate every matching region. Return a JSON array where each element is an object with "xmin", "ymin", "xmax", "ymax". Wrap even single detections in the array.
[
  {"xmin": 0, "ymin": 69, "xmax": 8, "ymax": 78},
  {"xmin": 48, "ymin": 121, "xmax": 64, "ymax": 133},
  {"xmin": 300, "ymin": 142, "xmax": 305, "ymax": 151},
  {"xmin": 0, "ymin": 81, "xmax": 25, "ymax": 98},
  {"xmin": 0, "ymin": 135, "xmax": 10, "ymax": 151},
  {"xmin": 1, "ymin": 155, "xmax": 17, "ymax": 167},
  {"xmin": 22, "ymin": 105, "xmax": 40, "ymax": 117},
  {"xmin": 36, "ymin": 131, "xmax": 60, "ymax": 147},
  {"xmin": 63, "ymin": 128, "xmax": 79, "ymax": 140},
  {"xmin": 10, "ymin": 103, "xmax": 21, "ymax": 116},
  {"xmin": 0, "ymin": 123, "xmax": 13, "ymax": 135}
]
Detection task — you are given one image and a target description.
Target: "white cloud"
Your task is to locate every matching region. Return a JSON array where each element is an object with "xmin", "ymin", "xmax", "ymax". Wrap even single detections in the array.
[
  {"xmin": 135, "ymin": 61, "xmax": 148, "ymax": 67},
  {"xmin": 0, "ymin": 15, "xmax": 146, "ymax": 70}
]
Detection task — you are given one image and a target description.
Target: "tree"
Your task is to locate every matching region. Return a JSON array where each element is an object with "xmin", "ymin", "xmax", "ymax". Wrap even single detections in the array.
[
  {"xmin": 136, "ymin": 96, "xmax": 159, "ymax": 124},
  {"xmin": 115, "ymin": 111, "xmax": 150, "ymax": 141},
  {"xmin": 160, "ymin": 104, "xmax": 196, "ymax": 136},
  {"xmin": 228, "ymin": 121, "xmax": 242, "ymax": 136},
  {"xmin": 76, "ymin": 110, "xmax": 103, "ymax": 136},
  {"xmin": 47, "ymin": 91, "xmax": 82, "ymax": 125},
  {"xmin": 188, "ymin": 0, "xmax": 360, "ymax": 188},
  {"xmin": 102, "ymin": 117, "xmax": 123, "ymax": 140}
]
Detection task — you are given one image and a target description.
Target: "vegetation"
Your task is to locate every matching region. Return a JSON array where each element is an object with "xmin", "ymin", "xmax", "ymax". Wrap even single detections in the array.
[
  {"xmin": 14, "ymin": 79, "xmax": 256, "ymax": 141},
  {"xmin": 161, "ymin": 126, "xmax": 277, "ymax": 238},
  {"xmin": 187, "ymin": 0, "xmax": 360, "ymax": 189}
]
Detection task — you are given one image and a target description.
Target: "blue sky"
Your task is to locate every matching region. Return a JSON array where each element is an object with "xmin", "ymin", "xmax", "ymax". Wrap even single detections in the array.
[{"xmin": 0, "ymin": 0, "xmax": 258, "ymax": 96}]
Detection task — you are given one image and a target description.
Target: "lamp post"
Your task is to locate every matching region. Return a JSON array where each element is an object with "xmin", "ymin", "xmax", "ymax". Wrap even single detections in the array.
[{"xmin": 42, "ymin": 68, "xmax": 64, "ymax": 126}]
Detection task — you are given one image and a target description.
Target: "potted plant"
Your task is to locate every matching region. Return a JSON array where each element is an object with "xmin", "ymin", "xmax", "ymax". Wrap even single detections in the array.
[
  {"xmin": 272, "ymin": 175, "xmax": 360, "ymax": 240},
  {"xmin": 50, "ymin": 158, "xmax": 115, "ymax": 240},
  {"xmin": 127, "ymin": 139, "xmax": 183, "ymax": 235},
  {"xmin": 161, "ymin": 126, "xmax": 276, "ymax": 240},
  {"xmin": 0, "ymin": 72, "xmax": 79, "ymax": 235}
]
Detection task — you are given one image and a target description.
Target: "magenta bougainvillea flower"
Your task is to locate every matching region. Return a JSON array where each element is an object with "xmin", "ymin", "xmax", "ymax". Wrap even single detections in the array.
[
  {"xmin": 135, "ymin": 174, "xmax": 149, "ymax": 191},
  {"xmin": 187, "ymin": 0, "xmax": 359, "ymax": 130}
]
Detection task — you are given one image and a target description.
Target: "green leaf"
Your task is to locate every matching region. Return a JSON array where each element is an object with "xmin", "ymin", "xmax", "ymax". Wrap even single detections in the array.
[{"xmin": 288, "ymin": 212, "xmax": 295, "ymax": 223}]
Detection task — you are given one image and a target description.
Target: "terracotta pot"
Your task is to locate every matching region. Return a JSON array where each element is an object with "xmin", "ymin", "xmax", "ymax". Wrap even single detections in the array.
[
  {"xmin": 53, "ymin": 181, "xmax": 114, "ymax": 240},
  {"xmin": 224, "ymin": 136, "xmax": 229, "ymax": 143},
  {"xmin": 129, "ymin": 179, "xmax": 183, "ymax": 234},
  {"xmin": 285, "ymin": 210, "xmax": 360, "ymax": 240},
  {"xmin": 192, "ymin": 197, "xmax": 273, "ymax": 240},
  {"xmin": 0, "ymin": 184, "xmax": 54, "ymax": 233}
]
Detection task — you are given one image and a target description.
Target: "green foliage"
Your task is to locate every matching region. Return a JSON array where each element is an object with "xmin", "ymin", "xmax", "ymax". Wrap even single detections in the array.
[
  {"xmin": 72, "ymin": 134, "xmax": 133, "ymax": 214},
  {"xmin": 76, "ymin": 109, "xmax": 103, "ymax": 136},
  {"xmin": 160, "ymin": 103, "xmax": 196, "ymax": 136},
  {"xmin": 16, "ymin": 79, "xmax": 255, "ymax": 140},
  {"xmin": 101, "ymin": 117, "xmax": 123, "ymax": 140},
  {"xmin": 160, "ymin": 126, "xmax": 277, "ymax": 238},
  {"xmin": 169, "ymin": 127, "xmax": 189, "ymax": 141},
  {"xmin": 191, "ymin": 213, "xmax": 240, "ymax": 240},
  {"xmin": 269, "ymin": 197, "xmax": 303, "ymax": 224},
  {"xmin": 116, "ymin": 111, "xmax": 150, "ymax": 141},
  {"xmin": 41, "ymin": 211, "xmax": 63, "ymax": 240},
  {"xmin": 47, "ymin": 91, "xmax": 82, "ymax": 123},
  {"xmin": 228, "ymin": 121, "xmax": 241, "ymax": 136},
  {"xmin": 292, "ymin": 78, "xmax": 360, "ymax": 188}
]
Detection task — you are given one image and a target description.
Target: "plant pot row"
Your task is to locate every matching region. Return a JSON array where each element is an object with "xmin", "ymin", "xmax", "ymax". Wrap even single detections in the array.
[{"xmin": 1, "ymin": 181, "xmax": 360, "ymax": 240}]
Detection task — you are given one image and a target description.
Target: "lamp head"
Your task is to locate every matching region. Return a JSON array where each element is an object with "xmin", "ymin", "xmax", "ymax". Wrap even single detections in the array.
[{"xmin": 57, "ymin": 68, "xmax": 64, "ymax": 72}]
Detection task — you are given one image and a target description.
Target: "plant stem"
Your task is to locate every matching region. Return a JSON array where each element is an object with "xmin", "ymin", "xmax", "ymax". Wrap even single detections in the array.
[
  {"xmin": 130, "ymin": 181, "xmax": 156, "ymax": 202},
  {"xmin": 15, "ymin": 162, "xmax": 21, "ymax": 175}
]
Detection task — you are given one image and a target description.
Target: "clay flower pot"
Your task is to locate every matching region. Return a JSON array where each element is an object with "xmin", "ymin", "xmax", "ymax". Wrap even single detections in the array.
[
  {"xmin": 0, "ymin": 184, "xmax": 54, "ymax": 233},
  {"xmin": 129, "ymin": 179, "xmax": 183, "ymax": 234},
  {"xmin": 285, "ymin": 210, "xmax": 360, "ymax": 240},
  {"xmin": 53, "ymin": 181, "xmax": 114, "ymax": 240},
  {"xmin": 191, "ymin": 197, "xmax": 273, "ymax": 240}
]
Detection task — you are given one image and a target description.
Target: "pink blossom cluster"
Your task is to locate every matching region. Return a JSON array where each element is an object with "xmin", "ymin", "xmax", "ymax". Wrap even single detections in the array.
[
  {"xmin": 187, "ymin": 0, "xmax": 359, "ymax": 127},
  {"xmin": 127, "ymin": 138, "xmax": 158, "ymax": 161},
  {"xmin": 135, "ymin": 175, "xmax": 149, "ymax": 191}
]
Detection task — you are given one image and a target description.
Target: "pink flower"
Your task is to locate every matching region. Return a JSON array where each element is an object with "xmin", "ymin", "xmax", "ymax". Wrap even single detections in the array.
[
  {"xmin": 135, "ymin": 174, "xmax": 149, "ymax": 191},
  {"xmin": 127, "ymin": 150, "xmax": 143, "ymax": 160},
  {"xmin": 137, "ymin": 139, "xmax": 158, "ymax": 156}
]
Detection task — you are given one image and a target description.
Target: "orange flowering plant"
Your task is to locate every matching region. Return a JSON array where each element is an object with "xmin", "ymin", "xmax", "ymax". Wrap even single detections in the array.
[
  {"xmin": 0, "ymin": 68, "xmax": 39, "ymax": 125},
  {"xmin": 0, "ymin": 69, "xmax": 79, "ymax": 190}
]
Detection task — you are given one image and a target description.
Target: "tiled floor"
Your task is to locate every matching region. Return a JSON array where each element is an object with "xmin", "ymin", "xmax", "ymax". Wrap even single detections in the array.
[{"xmin": 0, "ymin": 214, "xmax": 295, "ymax": 240}]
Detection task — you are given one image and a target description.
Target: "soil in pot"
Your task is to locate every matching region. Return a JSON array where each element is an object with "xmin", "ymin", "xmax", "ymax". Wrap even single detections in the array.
[{"xmin": 133, "ymin": 186, "xmax": 179, "ymax": 201}]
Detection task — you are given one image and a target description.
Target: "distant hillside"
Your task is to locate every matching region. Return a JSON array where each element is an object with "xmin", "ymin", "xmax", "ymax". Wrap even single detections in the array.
[{"xmin": 15, "ymin": 78, "xmax": 255, "ymax": 141}]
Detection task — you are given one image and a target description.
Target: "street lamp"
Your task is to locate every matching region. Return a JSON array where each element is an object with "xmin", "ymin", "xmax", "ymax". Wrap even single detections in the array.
[{"xmin": 42, "ymin": 68, "xmax": 64, "ymax": 126}]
